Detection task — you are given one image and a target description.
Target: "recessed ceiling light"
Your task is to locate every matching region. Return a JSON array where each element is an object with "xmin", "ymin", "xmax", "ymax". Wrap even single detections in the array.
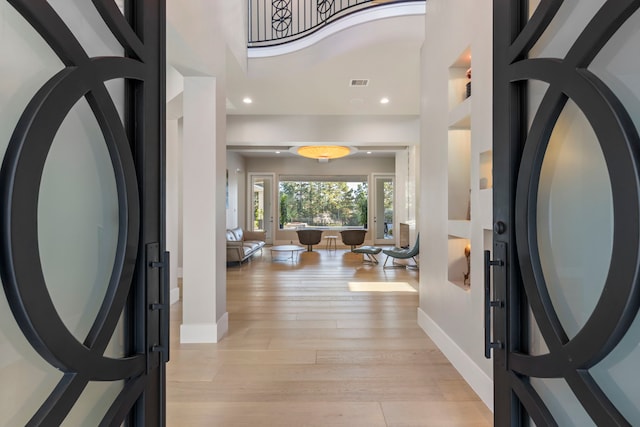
[
  {"xmin": 367, "ymin": 151, "xmax": 372, "ymax": 154},
  {"xmin": 275, "ymin": 151, "xmax": 281, "ymax": 154},
  {"xmin": 243, "ymin": 97, "xmax": 252, "ymax": 104},
  {"xmin": 380, "ymin": 97, "xmax": 390, "ymax": 104}
]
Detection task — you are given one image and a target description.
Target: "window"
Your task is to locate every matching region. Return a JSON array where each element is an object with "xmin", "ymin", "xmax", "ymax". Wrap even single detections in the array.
[{"xmin": 279, "ymin": 175, "xmax": 368, "ymax": 229}]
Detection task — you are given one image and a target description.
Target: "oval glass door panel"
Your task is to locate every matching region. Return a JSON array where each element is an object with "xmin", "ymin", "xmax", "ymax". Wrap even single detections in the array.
[
  {"xmin": 536, "ymin": 99, "xmax": 613, "ymax": 341},
  {"xmin": 39, "ymin": 96, "xmax": 120, "ymax": 343},
  {"xmin": 532, "ymin": 100, "xmax": 614, "ymax": 426}
]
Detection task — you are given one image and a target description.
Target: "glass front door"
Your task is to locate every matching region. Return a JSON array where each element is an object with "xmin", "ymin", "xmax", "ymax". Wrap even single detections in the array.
[
  {"xmin": 249, "ymin": 174, "xmax": 275, "ymax": 244},
  {"xmin": 373, "ymin": 175, "xmax": 395, "ymax": 245},
  {"xmin": 0, "ymin": 1, "xmax": 166, "ymax": 424},
  {"xmin": 492, "ymin": 1, "xmax": 640, "ymax": 425}
]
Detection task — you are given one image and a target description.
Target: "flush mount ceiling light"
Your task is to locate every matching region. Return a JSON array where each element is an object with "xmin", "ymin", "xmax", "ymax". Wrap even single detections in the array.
[
  {"xmin": 380, "ymin": 97, "xmax": 390, "ymax": 104},
  {"xmin": 291, "ymin": 145, "xmax": 357, "ymax": 160},
  {"xmin": 243, "ymin": 97, "xmax": 253, "ymax": 104}
]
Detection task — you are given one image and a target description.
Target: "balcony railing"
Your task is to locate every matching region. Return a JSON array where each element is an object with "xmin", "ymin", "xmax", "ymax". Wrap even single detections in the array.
[{"xmin": 248, "ymin": 0, "xmax": 424, "ymax": 47}]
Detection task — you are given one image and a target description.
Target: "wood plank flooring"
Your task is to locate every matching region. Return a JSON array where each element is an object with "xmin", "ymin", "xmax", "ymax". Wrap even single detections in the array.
[{"xmin": 167, "ymin": 248, "xmax": 492, "ymax": 426}]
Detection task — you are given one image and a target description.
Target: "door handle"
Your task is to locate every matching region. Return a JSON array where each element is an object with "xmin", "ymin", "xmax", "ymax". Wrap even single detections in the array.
[
  {"xmin": 484, "ymin": 250, "xmax": 504, "ymax": 358},
  {"xmin": 148, "ymin": 250, "xmax": 170, "ymax": 365}
]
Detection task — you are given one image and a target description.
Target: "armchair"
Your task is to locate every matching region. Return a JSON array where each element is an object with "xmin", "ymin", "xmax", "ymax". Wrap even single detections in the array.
[
  {"xmin": 340, "ymin": 229, "xmax": 367, "ymax": 251},
  {"xmin": 383, "ymin": 234, "xmax": 419, "ymax": 269},
  {"xmin": 296, "ymin": 229, "xmax": 323, "ymax": 251}
]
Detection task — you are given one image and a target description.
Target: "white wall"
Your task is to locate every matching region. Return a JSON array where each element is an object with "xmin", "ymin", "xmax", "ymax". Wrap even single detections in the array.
[
  {"xmin": 245, "ymin": 155, "xmax": 394, "ymax": 175},
  {"xmin": 226, "ymin": 152, "xmax": 246, "ymax": 229},
  {"xmin": 219, "ymin": 0, "xmax": 248, "ymax": 75},
  {"xmin": 418, "ymin": 0, "xmax": 493, "ymax": 410},
  {"xmin": 228, "ymin": 115, "xmax": 419, "ymax": 145}
]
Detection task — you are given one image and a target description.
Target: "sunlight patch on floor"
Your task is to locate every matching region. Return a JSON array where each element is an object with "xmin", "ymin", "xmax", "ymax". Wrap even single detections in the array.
[{"xmin": 348, "ymin": 282, "xmax": 417, "ymax": 293}]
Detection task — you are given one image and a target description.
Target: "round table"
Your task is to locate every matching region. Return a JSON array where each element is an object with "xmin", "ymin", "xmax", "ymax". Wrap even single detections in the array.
[{"xmin": 270, "ymin": 245, "xmax": 305, "ymax": 262}]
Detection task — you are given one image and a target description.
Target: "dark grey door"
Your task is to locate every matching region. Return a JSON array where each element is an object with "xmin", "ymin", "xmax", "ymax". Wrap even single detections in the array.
[
  {"xmin": 0, "ymin": 1, "xmax": 167, "ymax": 425},
  {"xmin": 491, "ymin": 1, "xmax": 640, "ymax": 425}
]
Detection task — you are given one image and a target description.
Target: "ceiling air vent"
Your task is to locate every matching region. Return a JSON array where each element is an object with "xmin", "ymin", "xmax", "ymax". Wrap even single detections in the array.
[{"xmin": 349, "ymin": 79, "xmax": 369, "ymax": 87}]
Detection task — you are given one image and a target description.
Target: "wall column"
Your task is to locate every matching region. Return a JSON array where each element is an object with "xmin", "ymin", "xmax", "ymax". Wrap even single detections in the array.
[
  {"xmin": 166, "ymin": 118, "xmax": 180, "ymax": 304},
  {"xmin": 180, "ymin": 76, "xmax": 228, "ymax": 343}
]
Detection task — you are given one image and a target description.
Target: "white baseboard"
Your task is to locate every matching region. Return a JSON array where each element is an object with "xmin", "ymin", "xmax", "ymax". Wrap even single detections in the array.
[
  {"xmin": 417, "ymin": 308, "xmax": 494, "ymax": 411},
  {"xmin": 170, "ymin": 287, "xmax": 180, "ymax": 305},
  {"xmin": 217, "ymin": 311, "xmax": 229, "ymax": 340},
  {"xmin": 179, "ymin": 312, "xmax": 228, "ymax": 343}
]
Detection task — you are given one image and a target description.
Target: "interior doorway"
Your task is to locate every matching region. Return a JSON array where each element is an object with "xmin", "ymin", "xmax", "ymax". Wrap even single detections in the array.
[
  {"xmin": 373, "ymin": 174, "xmax": 395, "ymax": 245},
  {"xmin": 248, "ymin": 173, "xmax": 275, "ymax": 244}
]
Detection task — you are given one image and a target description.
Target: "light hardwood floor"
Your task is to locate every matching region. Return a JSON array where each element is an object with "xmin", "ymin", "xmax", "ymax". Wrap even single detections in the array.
[{"xmin": 167, "ymin": 248, "xmax": 492, "ymax": 426}]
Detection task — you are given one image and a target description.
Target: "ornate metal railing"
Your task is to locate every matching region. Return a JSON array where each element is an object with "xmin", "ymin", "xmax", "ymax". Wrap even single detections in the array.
[{"xmin": 248, "ymin": 0, "xmax": 424, "ymax": 47}]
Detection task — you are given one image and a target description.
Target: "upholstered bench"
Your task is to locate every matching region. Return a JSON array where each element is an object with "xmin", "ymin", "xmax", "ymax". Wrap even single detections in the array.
[{"xmin": 352, "ymin": 246, "xmax": 382, "ymax": 264}]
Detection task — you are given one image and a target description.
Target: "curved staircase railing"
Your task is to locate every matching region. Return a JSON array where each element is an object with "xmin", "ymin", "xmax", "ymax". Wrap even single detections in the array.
[{"xmin": 248, "ymin": 0, "xmax": 424, "ymax": 47}]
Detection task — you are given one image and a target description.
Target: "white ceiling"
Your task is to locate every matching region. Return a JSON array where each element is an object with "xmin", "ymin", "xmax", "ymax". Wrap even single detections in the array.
[{"xmin": 226, "ymin": 12, "xmax": 425, "ymax": 117}]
